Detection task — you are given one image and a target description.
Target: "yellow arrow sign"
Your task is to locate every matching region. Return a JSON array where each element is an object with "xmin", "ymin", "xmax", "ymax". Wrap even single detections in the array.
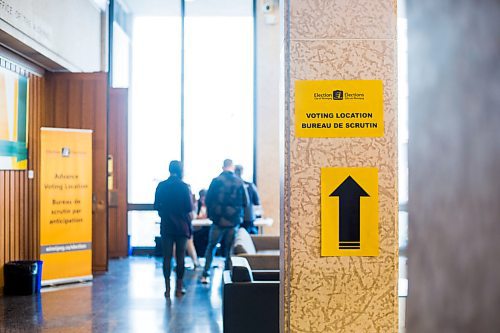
[{"xmin": 321, "ymin": 167, "xmax": 379, "ymax": 256}]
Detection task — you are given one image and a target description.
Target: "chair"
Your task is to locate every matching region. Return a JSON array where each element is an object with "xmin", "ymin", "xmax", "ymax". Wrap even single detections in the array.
[
  {"xmin": 223, "ymin": 257, "xmax": 279, "ymax": 333},
  {"xmin": 232, "ymin": 228, "xmax": 280, "ymax": 270}
]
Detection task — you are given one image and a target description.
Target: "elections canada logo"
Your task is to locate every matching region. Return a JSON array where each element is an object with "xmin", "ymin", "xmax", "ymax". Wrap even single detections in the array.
[
  {"xmin": 61, "ymin": 147, "xmax": 70, "ymax": 157},
  {"xmin": 333, "ymin": 90, "xmax": 343, "ymax": 100},
  {"xmin": 313, "ymin": 90, "xmax": 364, "ymax": 101}
]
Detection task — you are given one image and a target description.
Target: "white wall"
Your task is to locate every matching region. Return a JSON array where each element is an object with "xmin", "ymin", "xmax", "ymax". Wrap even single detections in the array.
[{"xmin": 0, "ymin": 0, "xmax": 103, "ymax": 71}]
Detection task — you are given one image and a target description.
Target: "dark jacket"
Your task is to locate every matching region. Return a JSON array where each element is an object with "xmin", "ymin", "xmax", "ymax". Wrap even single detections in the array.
[
  {"xmin": 154, "ymin": 175, "xmax": 193, "ymax": 238},
  {"xmin": 243, "ymin": 181, "xmax": 260, "ymax": 222},
  {"xmin": 206, "ymin": 171, "xmax": 249, "ymax": 227}
]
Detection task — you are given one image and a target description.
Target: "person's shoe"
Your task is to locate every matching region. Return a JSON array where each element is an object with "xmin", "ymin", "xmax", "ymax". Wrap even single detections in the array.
[
  {"xmin": 175, "ymin": 287, "xmax": 187, "ymax": 297},
  {"xmin": 188, "ymin": 262, "xmax": 200, "ymax": 270},
  {"xmin": 164, "ymin": 288, "xmax": 170, "ymax": 298},
  {"xmin": 200, "ymin": 276, "xmax": 209, "ymax": 284},
  {"xmin": 175, "ymin": 280, "xmax": 186, "ymax": 297}
]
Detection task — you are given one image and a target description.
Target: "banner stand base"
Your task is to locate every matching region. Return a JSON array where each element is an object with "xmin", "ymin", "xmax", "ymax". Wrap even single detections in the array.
[{"xmin": 41, "ymin": 275, "xmax": 93, "ymax": 288}]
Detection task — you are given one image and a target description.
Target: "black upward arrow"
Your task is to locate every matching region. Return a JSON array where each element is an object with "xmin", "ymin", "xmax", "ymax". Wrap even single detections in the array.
[{"xmin": 330, "ymin": 176, "xmax": 369, "ymax": 249}]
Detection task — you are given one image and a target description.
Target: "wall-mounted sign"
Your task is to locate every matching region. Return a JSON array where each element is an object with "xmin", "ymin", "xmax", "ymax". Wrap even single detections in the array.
[
  {"xmin": 0, "ymin": 68, "xmax": 28, "ymax": 170},
  {"xmin": 295, "ymin": 80, "xmax": 384, "ymax": 138},
  {"xmin": 321, "ymin": 167, "xmax": 379, "ymax": 256}
]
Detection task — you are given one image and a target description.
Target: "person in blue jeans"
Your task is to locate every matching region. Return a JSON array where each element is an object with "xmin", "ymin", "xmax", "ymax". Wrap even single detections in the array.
[{"xmin": 200, "ymin": 159, "xmax": 249, "ymax": 284}]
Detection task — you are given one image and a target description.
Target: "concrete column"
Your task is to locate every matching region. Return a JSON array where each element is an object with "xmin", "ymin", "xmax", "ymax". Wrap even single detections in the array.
[
  {"xmin": 282, "ymin": 1, "xmax": 398, "ymax": 332},
  {"xmin": 407, "ymin": 1, "xmax": 500, "ymax": 332}
]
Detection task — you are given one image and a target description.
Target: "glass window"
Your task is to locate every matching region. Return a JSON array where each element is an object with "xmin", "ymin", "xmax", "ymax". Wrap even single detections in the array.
[
  {"xmin": 398, "ymin": 3, "xmax": 409, "ymax": 253},
  {"xmin": 128, "ymin": 16, "xmax": 182, "ymax": 204},
  {"xmin": 112, "ymin": 22, "xmax": 130, "ymax": 88},
  {"xmin": 183, "ymin": 0, "xmax": 254, "ymax": 194},
  {"xmin": 128, "ymin": 211, "xmax": 160, "ymax": 247},
  {"xmin": 398, "ymin": 15, "xmax": 409, "ymax": 207},
  {"xmin": 127, "ymin": 1, "xmax": 255, "ymax": 247}
]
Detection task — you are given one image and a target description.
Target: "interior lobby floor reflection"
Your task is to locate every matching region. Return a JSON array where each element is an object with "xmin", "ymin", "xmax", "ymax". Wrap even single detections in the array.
[
  {"xmin": 0, "ymin": 256, "xmax": 224, "ymax": 333},
  {"xmin": 0, "ymin": 256, "xmax": 408, "ymax": 332}
]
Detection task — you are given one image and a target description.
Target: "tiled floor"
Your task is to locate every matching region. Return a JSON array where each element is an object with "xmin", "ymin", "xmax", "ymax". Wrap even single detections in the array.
[
  {"xmin": 0, "ymin": 256, "xmax": 224, "ymax": 333},
  {"xmin": 0, "ymin": 256, "xmax": 408, "ymax": 332}
]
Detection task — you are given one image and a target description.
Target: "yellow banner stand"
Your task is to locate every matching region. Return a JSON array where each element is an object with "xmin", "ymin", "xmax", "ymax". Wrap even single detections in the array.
[{"xmin": 40, "ymin": 128, "xmax": 93, "ymax": 285}]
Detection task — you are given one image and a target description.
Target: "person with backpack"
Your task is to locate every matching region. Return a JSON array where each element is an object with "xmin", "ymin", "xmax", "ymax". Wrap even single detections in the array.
[
  {"xmin": 235, "ymin": 164, "xmax": 261, "ymax": 234},
  {"xmin": 200, "ymin": 159, "xmax": 249, "ymax": 284}
]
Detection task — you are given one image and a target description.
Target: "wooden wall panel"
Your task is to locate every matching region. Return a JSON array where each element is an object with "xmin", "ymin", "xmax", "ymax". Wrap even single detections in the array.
[
  {"xmin": 108, "ymin": 88, "xmax": 128, "ymax": 258},
  {"xmin": 0, "ymin": 55, "xmax": 44, "ymax": 289},
  {"xmin": 29, "ymin": 74, "xmax": 43, "ymax": 261},
  {"xmin": 44, "ymin": 72, "xmax": 108, "ymax": 273}
]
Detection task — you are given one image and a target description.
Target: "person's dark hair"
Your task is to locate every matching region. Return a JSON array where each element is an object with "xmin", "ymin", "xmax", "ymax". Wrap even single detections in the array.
[
  {"xmin": 199, "ymin": 189, "xmax": 207, "ymax": 197},
  {"xmin": 223, "ymin": 159, "xmax": 233, "ymax": 169},
  {"xmin": 169, "ymin": 160, "xmax": 183, "ymax": 177},
  {"xmin": 235, "ymin": 165, "xmax": 243, "ymax": 177}
]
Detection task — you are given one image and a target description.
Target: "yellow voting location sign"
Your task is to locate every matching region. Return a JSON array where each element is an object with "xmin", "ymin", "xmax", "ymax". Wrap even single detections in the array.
[
  {"xmin": 295, "ymin": 80, "xmax": 384, "ymax": 137},
  {"xmin": 321, "ymin": 167, "xmax": 379, "ymax": 256},
  {"xmin": 40, "ymin": 128, "xmax": 93, "ymax": 284}
]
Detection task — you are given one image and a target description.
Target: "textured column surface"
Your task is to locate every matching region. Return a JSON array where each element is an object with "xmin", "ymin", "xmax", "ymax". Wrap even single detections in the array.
[
  {"xmin": 283, "ymin": 1, "xmax": 398, "ymax": 332},
  {"xmin": 407, "ymin": 1, "xmax": 500, "ymax": 332}
]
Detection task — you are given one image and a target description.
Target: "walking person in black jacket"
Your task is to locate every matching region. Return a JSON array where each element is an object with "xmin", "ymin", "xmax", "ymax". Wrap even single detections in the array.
[
  {"xmin": 154, "ymin": 160, "xmax": 194, "ymax": 297},
  {"xmin": 235, "ymin": 164, "xmax": 261, "ymax": 234},
  {"xmin": 200, "ymin": 159, "xmax": 249, "ymax": 284}
]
